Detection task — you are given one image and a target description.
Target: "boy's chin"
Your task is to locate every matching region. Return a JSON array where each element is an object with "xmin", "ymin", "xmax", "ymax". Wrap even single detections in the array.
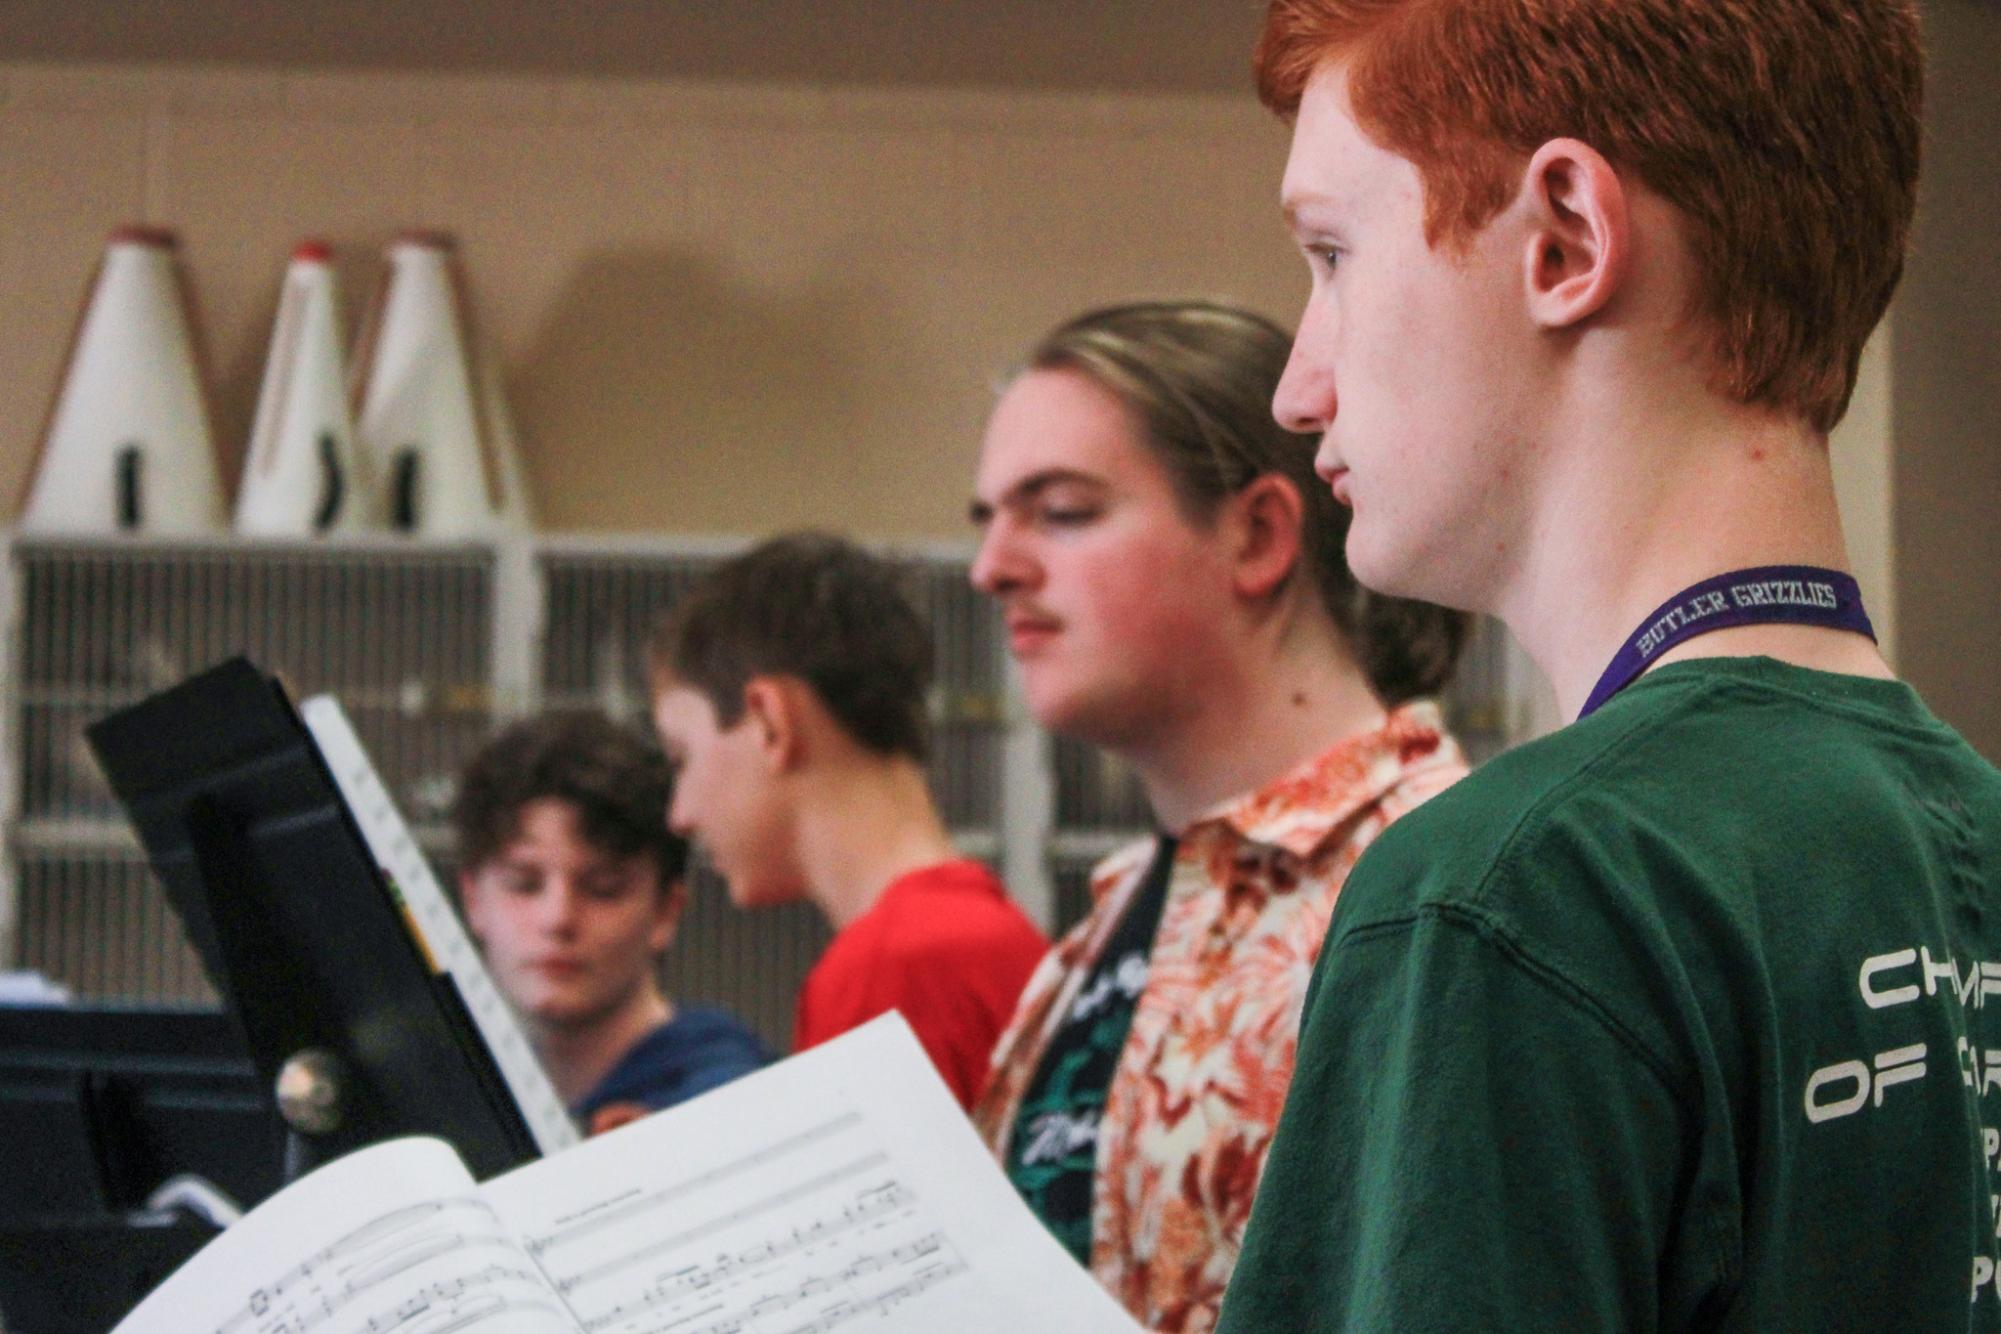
[
  {"xmin": 724, "ymin": 874, "xmax": 803, "ymax": 912},
  {"xmin": 1347, "ymin": 533, "xmax": 1451, "ymax": 607}
]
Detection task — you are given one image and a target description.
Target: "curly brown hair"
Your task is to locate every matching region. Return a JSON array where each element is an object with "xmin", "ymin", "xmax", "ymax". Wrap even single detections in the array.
[{"xmin": 452, "ymin": 710, "xmax": 686, "ymax": 890}]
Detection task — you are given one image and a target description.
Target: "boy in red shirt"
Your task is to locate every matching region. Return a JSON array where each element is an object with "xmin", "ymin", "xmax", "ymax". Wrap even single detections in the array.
[{"xmin": 648, "ymin": 532, "xmax": 1047, "ymax": 1108}]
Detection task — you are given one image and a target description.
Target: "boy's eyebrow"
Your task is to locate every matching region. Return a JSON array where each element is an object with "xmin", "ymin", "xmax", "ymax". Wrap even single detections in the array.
[
  {"xmin": 967, "ymin": 469, "xmax": 1104, "ymax": 526},
  {"xmin": 1282, "ymin": 191, "xmax": 1344, "ymax": 235}
]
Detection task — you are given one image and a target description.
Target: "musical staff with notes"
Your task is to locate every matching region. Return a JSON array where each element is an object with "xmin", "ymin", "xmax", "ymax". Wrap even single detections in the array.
[
  {"xmin": 115, "ymin": 1138, "xmax": 572, "ymax": 1334},
  {"xmin": 115, "ymin": 1017, "xmax": 1144, "ymax": 1334}
]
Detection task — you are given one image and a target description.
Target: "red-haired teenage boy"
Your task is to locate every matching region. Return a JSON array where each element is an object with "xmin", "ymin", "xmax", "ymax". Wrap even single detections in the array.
[{"xmin": 1218, "ymin": 3, "xmax": 2001, "ymax": 1330}]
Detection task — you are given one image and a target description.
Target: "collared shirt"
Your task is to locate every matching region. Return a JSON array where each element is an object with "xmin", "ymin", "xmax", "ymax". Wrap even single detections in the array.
[
  {"xmin": 975, "ymin": 702, "xmax": 1468, "ymax": 1333},
  {"xmin": 1004, "ymin": 834, "xmax": 1177, "ymax": 1262}
]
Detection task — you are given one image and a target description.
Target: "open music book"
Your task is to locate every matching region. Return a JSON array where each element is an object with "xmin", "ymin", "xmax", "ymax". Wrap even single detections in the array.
[{"xmin": 114, "ymin": 1014, "xmax": 1143, "ymax": 1334}]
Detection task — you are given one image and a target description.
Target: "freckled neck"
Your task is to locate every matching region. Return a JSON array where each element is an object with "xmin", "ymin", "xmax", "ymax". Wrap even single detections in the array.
[{"xmin": 1501, "ymin": 411, "xmax": 1881, "ymax": 718}]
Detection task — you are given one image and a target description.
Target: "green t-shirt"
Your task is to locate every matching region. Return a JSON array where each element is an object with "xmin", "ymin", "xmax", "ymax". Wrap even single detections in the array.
[{"xmin": 1218, "ymin": 658, "xmax": 2001, "ymax": 1332}]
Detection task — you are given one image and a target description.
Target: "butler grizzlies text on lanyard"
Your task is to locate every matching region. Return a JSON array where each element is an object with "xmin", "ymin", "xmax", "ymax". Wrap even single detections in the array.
[{"xmin": 1577, "ymin": 566, "xmax": 1877, "ymax": 720}]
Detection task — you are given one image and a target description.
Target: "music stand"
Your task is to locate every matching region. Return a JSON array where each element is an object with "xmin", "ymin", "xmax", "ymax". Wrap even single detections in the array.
[
  {"xmin": 86, "ymin": 657, "xmax": 542, "ymax": 1181},
  {"xmin": 0, "ymin": 1005, "xmax": 283, "ymax": 1334}
]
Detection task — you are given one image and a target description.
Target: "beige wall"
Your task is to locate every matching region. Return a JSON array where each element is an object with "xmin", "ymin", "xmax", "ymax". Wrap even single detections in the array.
[
  {"xmin": 1891, "ymin": 0, "xmax": 2001, "ymax": 760},
  {"xmin": 0, "ymin": 62, "xmax": 1299, "ymax": 541},
  {"xmin": 1829, "ymin": 322, "xmax": 1898, "ymax": 663},
  {"xmin": 5, "ymin": 40, "xmax": 1987, "ymax": 753},
  {"xmin": 0, "ymin": 0, "xmax": 1265, "ymax": 98}
]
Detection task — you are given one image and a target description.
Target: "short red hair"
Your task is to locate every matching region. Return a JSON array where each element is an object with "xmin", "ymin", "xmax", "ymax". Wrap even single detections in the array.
[{"xmin": 1255, "ymin": 0, "xmax": 1923, "ymax": 433}]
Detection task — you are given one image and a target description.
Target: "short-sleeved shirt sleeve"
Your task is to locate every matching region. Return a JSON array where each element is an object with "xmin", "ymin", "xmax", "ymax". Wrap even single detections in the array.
[
  {"xmin": 1220, "ymin": 659, "xmax": 2001, "ymax": 1333},
  {"xmin": 795, "ymin": 859, "xmax": 1048, "ymax": 1109},
  {"xmin": 1219, "ymin": 907, "xmax": 1694, "ymax": 1331}
]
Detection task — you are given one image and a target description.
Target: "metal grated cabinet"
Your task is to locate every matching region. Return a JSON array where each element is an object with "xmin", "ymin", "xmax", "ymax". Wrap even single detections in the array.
[
  {"xmin": 0, "ymin": 533, "xmax": 1039, "ymax": 1055},
  {"xmin": 1, "ymin": 533, "xmax": 496, "ymax": 1005},
  {"xmin": 0, "ymin": 532, "xmax": 1550, "ymax": 1048}
]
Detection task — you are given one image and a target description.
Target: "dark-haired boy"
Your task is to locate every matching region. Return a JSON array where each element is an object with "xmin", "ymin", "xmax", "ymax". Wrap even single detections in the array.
[
  {"xmin": 649, "ymin": 532, "xmax": 1048, "ymax": 1110},
  {"xmin": 455, "ymin": 711, "xmax": 770, "ymax": 1135},
  {"xmin": 1216, "ymin": 0, "xmax": 2001, "ymax": 1329}
]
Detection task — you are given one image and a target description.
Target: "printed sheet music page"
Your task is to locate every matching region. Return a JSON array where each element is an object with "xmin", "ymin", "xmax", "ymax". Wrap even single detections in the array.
[
  {"xmin": 116, "ymin": 1015, "xmax": 1144, "ymax": 1334},
  {"xmin": 114, "ymin": 1137, "xmax": 574, "ymax": 1332},
  {"xmin": 481, "ymin": 1013, "xmax": 1142, "ymax": 1333}
]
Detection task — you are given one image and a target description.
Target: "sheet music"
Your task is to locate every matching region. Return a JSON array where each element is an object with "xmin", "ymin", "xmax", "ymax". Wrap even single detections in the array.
[
  {"xmin": 480, "ymin": 1014, "xmax": 1143, "ymax": 1334},
  {"xmin": 114, "ymin": 1018, "xmax": 1141, "ymax": 1334},
  {"xmin": 115, "ymin": 1139, "xmax": 579, "ymax": 1334},
  {"xmin": 301, "ymin": 696, "xmax": 580, "ymax": 1157}
]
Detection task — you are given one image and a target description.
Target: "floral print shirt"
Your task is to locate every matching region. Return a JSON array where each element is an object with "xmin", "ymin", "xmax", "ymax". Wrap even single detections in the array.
[{"xmin": 975, "ymin": 702, "xmax": 1468, "ymax": 1333}]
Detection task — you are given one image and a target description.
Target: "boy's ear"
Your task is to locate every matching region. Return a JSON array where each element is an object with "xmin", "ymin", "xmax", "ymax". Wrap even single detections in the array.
[
  {"xmin": 1227, "ymin": 473, "xmax": 1306, "ymax": 602},
  {"xmin": 740, "ymin": 675, "xmax": 804, "ymax": 772},
  {"xmin": 1519, "ymin": 137, "xmax": 1630, "ymax": 331}
]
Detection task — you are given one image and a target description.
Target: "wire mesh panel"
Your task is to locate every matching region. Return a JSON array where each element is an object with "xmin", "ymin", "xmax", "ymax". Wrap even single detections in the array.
[
  {"xmin": 1052, "ymin": 737, "xmax": 1152, "ymax": 835},
  {"xmin": 12, "ymin": 845, "xmax": 216, "ymax": 1005},
  {"xmin": 1440, "ymin": 615, "xmax": 1551, "ymax": 765},
  {"xmin": 6, "ymin": 536, "xmax": 496, "ymax": 1003},
  {"xmin": 1, "ymin": 534, "xmax": 1551, "ymax": 1031},
  {"xmin": 1045, "ymin": 732, "xmax": 1153, "ymax": 938},
  {"xmin": 663, "ymin": 868, "xmax": 832, "ymax": 1052},
  {"xmin": 907, "ymin": 561, "xmax": 1008, "ymax": 832},
  {"xmin": 538, "ymin": 549, "xmax": 729, "ymax": 722}
]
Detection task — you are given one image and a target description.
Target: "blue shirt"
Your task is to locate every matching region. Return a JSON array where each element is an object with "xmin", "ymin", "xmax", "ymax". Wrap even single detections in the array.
[{"xmin": 573, "ymin": 1004, "xmax": 771, "ymax": 1123}]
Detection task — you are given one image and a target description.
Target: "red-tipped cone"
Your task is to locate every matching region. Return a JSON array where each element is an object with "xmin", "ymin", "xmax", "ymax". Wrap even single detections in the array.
[
  {"xmin": 22, "ymin": 228, "xmax": 226, "ymax": 535},
  {"xmin": 350, "ymin": 233, "xmax": 534, "ymax": 537},
  {"xmin": 236, "ymin": 242, "xmax": 372, "ymax": 536}
]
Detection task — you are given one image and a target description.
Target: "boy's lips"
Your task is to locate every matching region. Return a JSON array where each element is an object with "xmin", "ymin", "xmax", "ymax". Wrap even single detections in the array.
[{"xmin": 1006, "ymin": 612, "xmax": 1061, "ymax": 654}]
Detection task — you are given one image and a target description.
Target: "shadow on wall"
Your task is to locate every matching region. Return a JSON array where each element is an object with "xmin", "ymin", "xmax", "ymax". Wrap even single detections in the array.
[{"xmin": 512, "ymin": 246, "xmax": 909, "ymax": 535}]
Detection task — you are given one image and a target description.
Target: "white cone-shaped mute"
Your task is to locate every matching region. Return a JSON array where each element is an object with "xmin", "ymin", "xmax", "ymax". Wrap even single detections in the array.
[
  {"xmin": 351, "ymin": 232, "xmax": 528, "ymax": 538},
  {"xmin": 20, "ymin": 226, "xmax": 227, "ymax": 535},
  {"xmin": 235, "ymin": 241, "xmax": 373, "ymax": 536},
  {"xmin": 476, "ymin": 331, "xmax": 537, "ymax": 532}
]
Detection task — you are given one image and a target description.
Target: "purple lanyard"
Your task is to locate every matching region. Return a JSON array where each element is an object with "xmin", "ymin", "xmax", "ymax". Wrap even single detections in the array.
[{"xmin": 1577, "ymin": 565, "xmax": 1875, "ymax": 719}]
